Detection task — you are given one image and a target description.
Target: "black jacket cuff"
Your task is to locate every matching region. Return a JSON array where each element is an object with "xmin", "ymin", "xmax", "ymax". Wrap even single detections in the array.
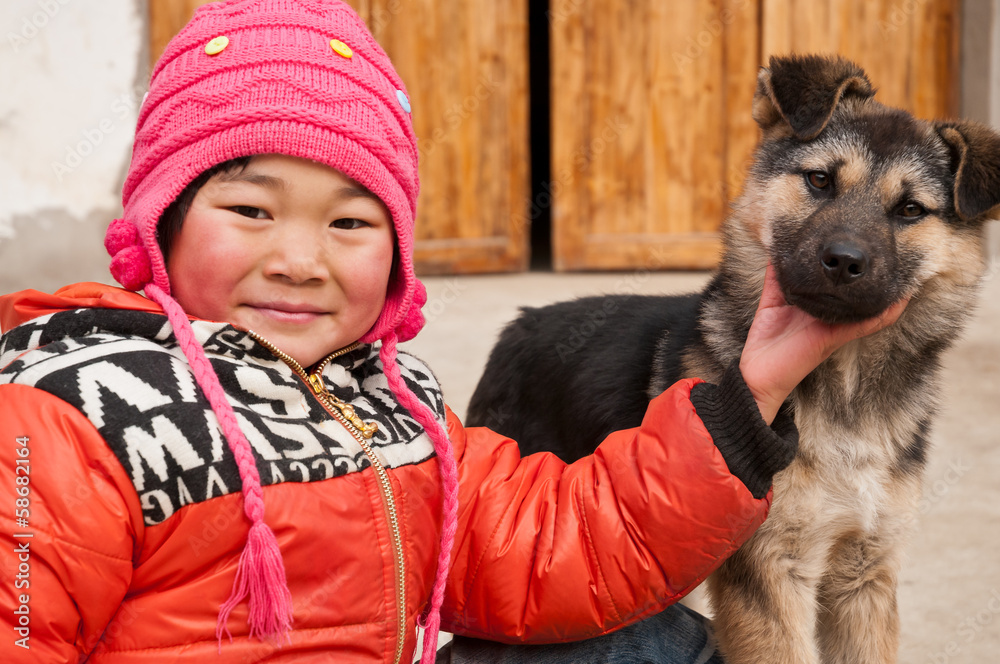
[{"xmin": 688, "ymin": 360, "xmax": 798, "ymax": 499}]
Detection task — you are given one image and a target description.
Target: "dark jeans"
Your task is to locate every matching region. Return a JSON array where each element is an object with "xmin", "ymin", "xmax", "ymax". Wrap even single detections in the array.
[{"xmin": 440, "ymin": 604, "xmax": 725, "ymax": 664}]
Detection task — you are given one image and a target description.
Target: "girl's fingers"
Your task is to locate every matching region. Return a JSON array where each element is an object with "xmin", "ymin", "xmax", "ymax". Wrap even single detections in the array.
[
  {"xmin": 757, "ymin": 264, "xmax": 786, "ymax": 310},
  {"xmin": 828, "ymin": 295, "xmax": 910, "ymax": 350}
]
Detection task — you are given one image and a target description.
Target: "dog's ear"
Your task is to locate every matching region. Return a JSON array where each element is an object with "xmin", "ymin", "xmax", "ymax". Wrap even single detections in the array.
[
  {"xmin": 753, "ymin": 54, "xmax": 875, "ymax": 140},
  {"xmin": 936, "ymin": 121, "xmax": 1000, "ymax": 222}
]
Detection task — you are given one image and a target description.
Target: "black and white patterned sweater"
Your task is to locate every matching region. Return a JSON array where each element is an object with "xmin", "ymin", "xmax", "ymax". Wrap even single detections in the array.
[{"xmin": 0, "ymin": 303, "xmax": 446, "ymax": 526}]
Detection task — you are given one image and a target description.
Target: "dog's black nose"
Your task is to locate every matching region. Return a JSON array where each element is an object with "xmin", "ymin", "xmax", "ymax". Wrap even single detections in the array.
[{"xmin": 820, "ymin": 242, "xmax": 869, "ymax": 285}]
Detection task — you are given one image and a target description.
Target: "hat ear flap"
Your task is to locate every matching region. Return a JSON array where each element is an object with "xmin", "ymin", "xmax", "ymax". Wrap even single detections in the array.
[{"xmin": 753, "ymin": 55, "xmax": 875, "ymax": 140}]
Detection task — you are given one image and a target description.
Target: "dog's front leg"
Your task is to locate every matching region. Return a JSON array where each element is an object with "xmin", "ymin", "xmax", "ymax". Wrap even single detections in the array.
[
  {"xmin": 815, "ymin": 532, "xmax": 903, "ymax": 664},
  {"xmin": 814, "ymin": 470, "xmax": 921, "ymax": 664},
  {"xmin": 708, "ymin": 529, "xmax": 824, "ymax": 664}
]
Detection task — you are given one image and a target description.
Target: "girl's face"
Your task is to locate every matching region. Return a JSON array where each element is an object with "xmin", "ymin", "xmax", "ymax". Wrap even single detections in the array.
[{"xmin": 168, "ymin": 154, "xmax": 395, "ymax": 368}]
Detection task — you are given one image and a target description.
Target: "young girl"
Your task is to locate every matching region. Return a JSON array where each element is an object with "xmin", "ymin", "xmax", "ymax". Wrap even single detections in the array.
[{"xmin": 0, "ymin": 1, "xmax": 905, "ymax": 663}]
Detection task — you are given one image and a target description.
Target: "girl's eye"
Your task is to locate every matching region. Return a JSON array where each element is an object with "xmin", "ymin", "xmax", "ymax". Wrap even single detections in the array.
[
  {"xmin": 231, "ymin": 206, "xmax": 268, "ymax": 219},
  {"xmin": 805, "ymin": 171, "xmax": 830, "ymax": 190},
  {"xmin": 331, "ymin": 218, "xmax": 369, "ymax": 230},
  {"xmin": 897, "ymin": 201, "xmax": 926, "ymax": 219}
]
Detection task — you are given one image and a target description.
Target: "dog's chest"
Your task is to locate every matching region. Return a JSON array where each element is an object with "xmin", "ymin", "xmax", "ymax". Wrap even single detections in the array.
[{"xmin": 771, "ymin": 405, "xmax": 920, "ymax": 538}]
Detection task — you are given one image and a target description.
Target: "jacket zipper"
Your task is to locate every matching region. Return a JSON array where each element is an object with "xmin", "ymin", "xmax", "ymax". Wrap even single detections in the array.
[{"xmin": 248, "ymin": 332, "xmax": 407, "ymax": 664}]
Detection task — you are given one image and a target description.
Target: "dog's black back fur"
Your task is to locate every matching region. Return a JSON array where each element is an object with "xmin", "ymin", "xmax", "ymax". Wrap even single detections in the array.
[{"xmin": 466, "ymin": 292, "xmax": 703, "ymax": 462}]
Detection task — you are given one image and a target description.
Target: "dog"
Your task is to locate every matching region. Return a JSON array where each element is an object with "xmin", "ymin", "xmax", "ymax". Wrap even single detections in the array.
[{"xmin": 465, "ymin": 54, "xmax": 1000, "ymax": 663}]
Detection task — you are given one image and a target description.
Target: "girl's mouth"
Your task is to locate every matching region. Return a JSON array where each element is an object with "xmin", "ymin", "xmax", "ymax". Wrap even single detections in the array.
[{"xmin": 247, "ymin": 303, "xmax": 326, "ymax": 324}]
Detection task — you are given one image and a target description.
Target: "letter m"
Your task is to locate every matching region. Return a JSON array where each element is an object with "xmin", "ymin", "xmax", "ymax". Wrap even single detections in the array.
[
  {"xmin": 77, "ymin": 361, "xmax": 173, "ymax": 428},
  {"xmin": 122, "ymin": 415, "xmax": 205, "ymax": 492}
]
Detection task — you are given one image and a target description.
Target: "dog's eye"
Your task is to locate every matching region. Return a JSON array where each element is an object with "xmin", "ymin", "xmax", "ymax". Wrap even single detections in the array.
[
  {"xmin": 805, "ymin": 171, "xmax": 830, "ymax": 190},
  {"xmin": 897, "ymin": 202, "xmax": 926, "ymax": 219}
]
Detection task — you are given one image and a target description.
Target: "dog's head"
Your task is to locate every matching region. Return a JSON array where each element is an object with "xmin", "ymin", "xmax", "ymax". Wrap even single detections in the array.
[{"xmin": 740, "ymin": 54, "xmax": 1000, "ymax": 324}]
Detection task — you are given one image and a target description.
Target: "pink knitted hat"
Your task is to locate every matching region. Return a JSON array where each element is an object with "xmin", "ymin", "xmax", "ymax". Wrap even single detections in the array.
[
  {"xmin": 105, "ymin": 1, "xmax": 458, "ymax": 661},
  {"xmin": 108, "ymin": 0, "xmax": 425, "ymax": 343}
]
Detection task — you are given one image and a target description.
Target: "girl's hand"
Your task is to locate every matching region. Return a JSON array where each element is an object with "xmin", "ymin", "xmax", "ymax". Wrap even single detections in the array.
[{"xmin": 740, "ymin": 264, "xmax": 909, "ymax": 425}]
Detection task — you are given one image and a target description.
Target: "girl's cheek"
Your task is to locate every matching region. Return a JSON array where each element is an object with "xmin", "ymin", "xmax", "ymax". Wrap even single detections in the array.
[{"xmin": 195, "ymin": 231, "xmax": 256, "ymax": 271}]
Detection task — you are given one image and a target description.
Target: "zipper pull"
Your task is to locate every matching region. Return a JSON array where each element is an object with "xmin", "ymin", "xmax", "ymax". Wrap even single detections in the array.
[
  {"xmin": 338, "ymin": 403, "xmax": 379, "ymax": 439},
  {"xmin": 307, "ymin": 373, "xmax": 326, "ymax": 395},
  {"xmin": 310, "ymin": 372, "xmax": 379, "ymax": 439}
]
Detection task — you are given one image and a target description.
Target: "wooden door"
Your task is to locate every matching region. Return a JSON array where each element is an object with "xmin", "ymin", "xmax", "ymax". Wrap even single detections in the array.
[
  {"xmin": 550, "ymin": 0, "xmax": 960, "ymax": 271},
  {"xmin": 549, "ymin": 0, "xmax": 760, "ymax": 271},
  {"xmin": 149, "ymin": 0, "xmax": 530, "ymax": 275}
]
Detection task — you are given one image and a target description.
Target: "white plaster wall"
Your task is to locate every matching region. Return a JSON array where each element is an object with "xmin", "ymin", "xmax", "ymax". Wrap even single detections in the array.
[{"xmin": 0, "ymin": 0, "xmax": 144, "ymax": 297}]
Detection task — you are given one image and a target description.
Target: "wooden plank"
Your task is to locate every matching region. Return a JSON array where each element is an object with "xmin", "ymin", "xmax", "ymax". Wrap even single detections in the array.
[
  {"xmin": 149, "ymin": 0, "xmax": 213, "ymax": 67},
  {"xmin": 722, "ymin": 0, "xmax": 763, "ymax": 203},
  {"xmin": 350, "ymin": 0, "xmax": 531, "ymax": 274},
  {"xmin": 551, "ymin": 0, "xmax": 760, "ymax": 271},
  {"xmin": 579, "ymin": 233, "xmax": 723, "ymax": 270},
  {"xmin": 761, "ymin": 0, "xmax": 959, "ymax": 119}
]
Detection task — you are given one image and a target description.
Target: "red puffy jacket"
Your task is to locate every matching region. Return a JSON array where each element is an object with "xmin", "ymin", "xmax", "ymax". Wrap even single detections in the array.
[{"xmin": 0, "ymin": 284, "xmax": 771, "ymax": 663}]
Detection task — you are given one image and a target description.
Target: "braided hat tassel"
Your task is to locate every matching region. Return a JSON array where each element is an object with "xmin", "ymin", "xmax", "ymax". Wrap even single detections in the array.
[
  {"xmin": 145, "ymin": 284, "xmax": 293, "ymax": 645},
  {"xmin": 378, "ymin": 334, "xmax": 459, "ymax": 664}
]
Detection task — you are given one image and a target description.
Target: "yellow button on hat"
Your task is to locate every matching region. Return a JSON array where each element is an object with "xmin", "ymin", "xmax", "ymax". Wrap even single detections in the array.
[
  {"xmin": 330, "ymin": 39, "xmax": 353, "ymax": 58},
  {"xmin": 205, "ymin": 36, "xmax": 229, "ymax": 55}
]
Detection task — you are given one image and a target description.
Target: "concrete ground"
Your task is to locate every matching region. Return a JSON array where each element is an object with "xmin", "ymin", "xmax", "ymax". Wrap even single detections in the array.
[{"xmin": 401, "ymin": 268, "xmax": 1000, "ymax": 664}]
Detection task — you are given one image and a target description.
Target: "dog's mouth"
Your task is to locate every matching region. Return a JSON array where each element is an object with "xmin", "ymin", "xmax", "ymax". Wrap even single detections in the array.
[{"xmin": 783, "ymin": 289, "xmax": 891, "ymax": 324}]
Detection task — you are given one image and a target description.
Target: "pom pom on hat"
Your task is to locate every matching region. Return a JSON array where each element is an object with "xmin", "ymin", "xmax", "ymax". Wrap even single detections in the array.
[
  {"xmin": 104, "ymin": 217, "xmax": 138, "ymax": 256},
  {"xmin": 396, "ymin": 282, "xmax": 428, "ymax": 343},
  {"xmin": 106, "ymin": 219, "xmax": 153, "ymax": 292}
]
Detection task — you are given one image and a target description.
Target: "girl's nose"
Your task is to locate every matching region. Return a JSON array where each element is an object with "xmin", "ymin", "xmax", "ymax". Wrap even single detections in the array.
[{"xmin": 263, "ymin": 224, "xmax": 331, "ymax": 284}]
